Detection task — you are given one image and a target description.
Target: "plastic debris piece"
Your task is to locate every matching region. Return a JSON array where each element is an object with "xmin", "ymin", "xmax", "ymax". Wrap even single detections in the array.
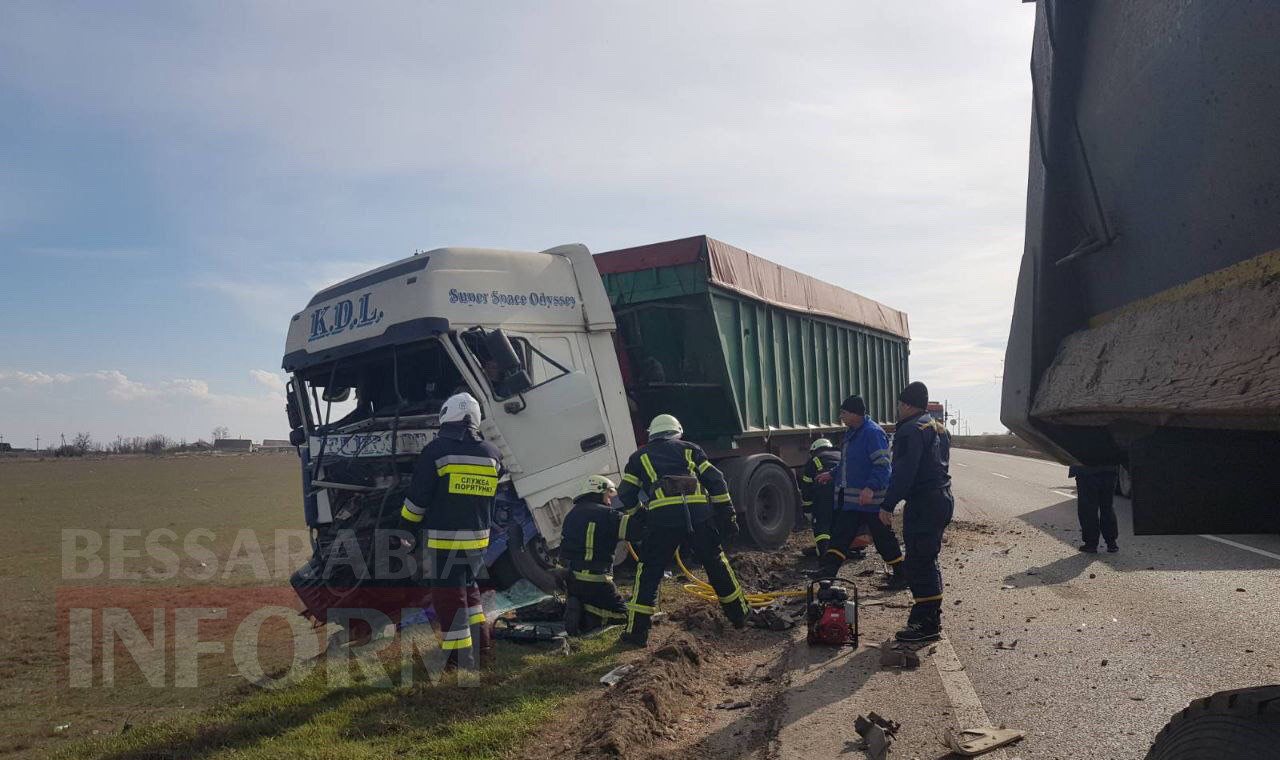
[{"xmin": 599, "ymin": 664, "xmax": 635, "ymax": 686}]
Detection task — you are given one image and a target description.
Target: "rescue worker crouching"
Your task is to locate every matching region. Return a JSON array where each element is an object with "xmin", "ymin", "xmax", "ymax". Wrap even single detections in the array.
[
  {"xmin": 818, "ymin": 395, "xmax": 906, "ymax": 585},
  {"xmin": 619, "ymin": 414, "xmax": 750, "ymax": 646},
  {"xmin": 878, "ymin": 381, "xmax": 953, "ymax": 642},
  {"xmin": 800, "ymin": 438, "xmax": 841, "ymax": 558},
  {"xmin": 397, "ymin": 392, "xmax": 504, "ymax": 673},
  {"xmin": 558, "ymin": 475, "xmax": 645, "ymax": 635}
]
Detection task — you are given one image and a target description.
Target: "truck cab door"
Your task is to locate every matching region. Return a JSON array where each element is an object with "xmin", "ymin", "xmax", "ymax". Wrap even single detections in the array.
[{"xmin": 457, "ymin": 331, "xmax": 612, "ymax": 484}]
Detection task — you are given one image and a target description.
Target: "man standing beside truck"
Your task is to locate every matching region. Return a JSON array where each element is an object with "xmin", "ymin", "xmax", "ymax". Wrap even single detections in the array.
[
  {"xmin": 878, "ymin": 382, "xmax": 953, "ymax": 642},
  {"xmin": 1069, "ymin": 464, "xmax": 1119, "ymax": 554},
  {"xmin": 398, "ymin": 392, "xmax": 504, "ymax": 673},
  {"xmin": 817, "ymin": 395, "xmax": 906, "ymax": 584},
  {"xmin": 618, "ymin": 413, "xmax": 749, "ymax": 646}
]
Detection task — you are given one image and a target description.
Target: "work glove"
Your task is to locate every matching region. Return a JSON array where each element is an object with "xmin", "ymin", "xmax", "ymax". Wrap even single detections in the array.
[{"xmin": 716, "ymin": 508, "xmax": 740, "ymax": 541}]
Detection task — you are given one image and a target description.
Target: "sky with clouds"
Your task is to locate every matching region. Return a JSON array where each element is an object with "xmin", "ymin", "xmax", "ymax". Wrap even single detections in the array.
[{"xmin": 0, "ymin": 2, "xmax": 1034, "ymax": 448}]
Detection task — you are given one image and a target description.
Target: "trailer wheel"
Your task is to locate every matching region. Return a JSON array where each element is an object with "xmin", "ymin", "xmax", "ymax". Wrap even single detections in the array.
[
  {"xmin": 1145, "ymin": 686, "xmax": 1280, "ymax": 760},
  {"xmin": 741, "ymin": 463, "xmax": 797, "ymax": 550}
]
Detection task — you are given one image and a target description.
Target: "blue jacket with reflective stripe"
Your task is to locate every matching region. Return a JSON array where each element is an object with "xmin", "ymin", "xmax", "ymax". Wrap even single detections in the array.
[{"xmin": 835, "ymin": 418, "xmax": 892, "ymax": 512}]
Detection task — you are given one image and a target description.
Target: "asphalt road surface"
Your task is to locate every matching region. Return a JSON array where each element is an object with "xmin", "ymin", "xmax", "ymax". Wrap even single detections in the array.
[{"xmin": 778, "ymin": 447, "xmax": 1280, "ymax": 760}]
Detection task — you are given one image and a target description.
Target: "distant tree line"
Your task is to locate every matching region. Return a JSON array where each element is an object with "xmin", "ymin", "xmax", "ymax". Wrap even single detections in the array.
[{"xmin": 49, "ymin": 432, "xmax": 213, "ymax": 457}]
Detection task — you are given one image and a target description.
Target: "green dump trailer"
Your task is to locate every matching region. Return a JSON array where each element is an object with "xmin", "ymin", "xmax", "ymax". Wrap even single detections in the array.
[{"xmin": 594, "ymin": 235, "xmax": 911, "ymax": 546}]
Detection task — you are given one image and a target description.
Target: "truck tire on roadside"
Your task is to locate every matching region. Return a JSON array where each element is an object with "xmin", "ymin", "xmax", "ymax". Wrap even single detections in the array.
[
  {"xmin": 505, "ymin": 523, "xmax": 560, "ymax": 595},
  {"xmin": 1145, "ymin": 686, "xmax": 1280, "ymax": 760},
  {"xmin": 741, "ymin": 463, "xmax": 797, "ymax": 550}
]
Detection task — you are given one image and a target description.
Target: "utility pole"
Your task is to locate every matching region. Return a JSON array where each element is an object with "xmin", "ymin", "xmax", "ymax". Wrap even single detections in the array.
[{"xmin": 35, "ymin": 435, "xmax": 40, "ymax": 451}]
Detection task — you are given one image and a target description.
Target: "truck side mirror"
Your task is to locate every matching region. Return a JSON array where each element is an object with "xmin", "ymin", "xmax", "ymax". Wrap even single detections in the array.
[
  {"xmin": 286, "ymin": 381, "xmax": 304, "ymax": 430},
  {"xmin": 484, "ymin": 329, "xmax": 534, "ymax": 395}
]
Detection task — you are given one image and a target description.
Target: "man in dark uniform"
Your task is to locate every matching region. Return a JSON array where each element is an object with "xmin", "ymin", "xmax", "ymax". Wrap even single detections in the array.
[
  {"xmin": 878, "ymin": 381, "xmax": 953, "ymax": 642},
  {"xmin": 820, "ymin": 395, "xmax": 906, "ymax": 584},
  {"xmin": 398, "ymin": 392, "xmax": 504, "ymax": 672},
  {"xmin": 559, "ymin": 475, "xmax": 644, "ymax": 634},
  {"xmin": 618, "ymin": 413, "xmax": 749, "ymax": 646},
  {"xmin": 800, "ymin": 438, "xmax": 841, "ymax": 557},
  {"xmin": 1070, "ymin": 465, "xmax": 1119, "ymax": 553}
]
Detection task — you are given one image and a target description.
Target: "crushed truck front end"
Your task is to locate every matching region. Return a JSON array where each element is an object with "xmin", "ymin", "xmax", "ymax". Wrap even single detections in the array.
[{"xmin": 280, "ymin": 244, "xmax": 636, "ymax": 626}]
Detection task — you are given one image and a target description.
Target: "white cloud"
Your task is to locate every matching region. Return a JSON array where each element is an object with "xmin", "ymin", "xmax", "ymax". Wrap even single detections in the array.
[
  {"xmin": 0, "ymin": 370, "xmax": 74, "ymax": 385},
  {"xmin": 0, "ymin": 368, "xmax": 288, "ymax": 443},
  {"xmin": 250, "ymin": 369, "xmax": 287, "ymax": 394}
]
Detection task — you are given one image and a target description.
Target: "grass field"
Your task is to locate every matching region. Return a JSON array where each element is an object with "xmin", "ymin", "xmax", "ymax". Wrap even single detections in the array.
[
  {"xmin": 1, "ymin": 453, "xmax": 629, "ymax": 760},
  {"xmin": 1, "ymin": 453, "xmax": 301, "ymax": 758}
]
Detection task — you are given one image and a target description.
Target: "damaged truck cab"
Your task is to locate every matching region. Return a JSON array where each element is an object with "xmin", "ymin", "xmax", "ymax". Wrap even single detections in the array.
[{"xmin": 282, "ymin": 244, "xmax": 635, "ymax": 607}]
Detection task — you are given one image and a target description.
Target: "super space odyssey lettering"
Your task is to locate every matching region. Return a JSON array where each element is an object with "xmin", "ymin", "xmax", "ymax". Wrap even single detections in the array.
[{"xmin": 448, "ymin": 289, "xmax": 577, "ymax": 309}]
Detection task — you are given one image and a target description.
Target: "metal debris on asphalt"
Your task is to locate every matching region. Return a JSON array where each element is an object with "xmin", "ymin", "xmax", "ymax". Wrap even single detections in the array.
[
  {"xmin": 879, "ymin": 640, "xmax": 922, "ymax": 668},
  {"xmin": 854, "ymin": 712, "xmax": 900, "ymax": 760},
  {"xmin": 942, "ymin": 726, "xmax": 1026, "ymax": 756}
]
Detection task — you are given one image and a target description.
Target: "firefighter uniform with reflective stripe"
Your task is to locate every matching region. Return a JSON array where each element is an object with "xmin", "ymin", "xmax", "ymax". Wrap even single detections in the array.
[
  {"xmin": 399, "ymin": 422, "xmax": 504, "ymax": 670},
  {"xmin": 617, "ymin": 437, "xmax": 748, "ymax": 643},
  {"xmin": 820, "ymin": 416, "xmax": 905, "ymax": 578},
  {"xmin": 881, "ymin": 411, "xmax": 953, "ymax": 632},
  {"xmin": 559, "ymin": 493, "xmax": 643, "ymax": 632},
  {"xmin": 800, "ymin": 446, "xmax": 841, "ymax": 556}
]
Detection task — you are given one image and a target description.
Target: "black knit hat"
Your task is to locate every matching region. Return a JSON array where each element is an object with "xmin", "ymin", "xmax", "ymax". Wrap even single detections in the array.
[
  {"xmin": 840, "ymin": 395, "xmax": 866, "ymax": 415},
  {"xmin": 898, "ymin": 381, "xmax": 929, "ymax": 410}
]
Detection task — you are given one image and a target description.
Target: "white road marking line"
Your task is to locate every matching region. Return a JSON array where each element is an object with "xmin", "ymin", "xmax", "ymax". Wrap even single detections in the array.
[
  {"xmin": 1052, "ymin": 490, "xmax": 1075, "ymax": 498},
  {"xmin": 990, "ymin": 472, "xmax": 1010, "ymax": 479},
  {"xmin": 932, "ymin": 636, "xmax": 1012, "ymax": 759},
  {"xmin": 1200, "ymin": 534, "xmax": 1280, "ymax": 562}
]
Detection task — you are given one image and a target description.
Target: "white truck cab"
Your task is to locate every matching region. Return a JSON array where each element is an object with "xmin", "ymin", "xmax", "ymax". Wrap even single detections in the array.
[{"xmin": 282, "ymin": 244, "xmax": 636, "ymax": 590}]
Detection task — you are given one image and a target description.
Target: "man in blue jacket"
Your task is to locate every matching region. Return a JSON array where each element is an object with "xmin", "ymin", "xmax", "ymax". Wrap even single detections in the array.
[
  {"xmin": 817, "ymin": 395, "xmax": 905, "ymax": 585},
  {"xmin": 878, "ymin": 381, "xmax": 953, "ymax": 642}
]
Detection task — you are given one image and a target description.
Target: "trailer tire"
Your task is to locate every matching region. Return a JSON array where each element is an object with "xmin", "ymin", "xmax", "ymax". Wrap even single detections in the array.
[
  {"xmin": 506, "ymin": 524, "xmax": 560, "ymax": 596},
  {"xmin": 741, "ymin": 463, "xmax": 797, "ymax": 550},
  {"xmin": 1144, "ymin": 686, "xmax": 1280, "ymax": 760}
]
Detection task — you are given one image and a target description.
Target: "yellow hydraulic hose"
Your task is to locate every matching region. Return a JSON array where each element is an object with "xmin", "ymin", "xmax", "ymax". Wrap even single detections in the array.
[{"xmin": 626, "ymin": 542, "xmax": 807, "ymax": 610}]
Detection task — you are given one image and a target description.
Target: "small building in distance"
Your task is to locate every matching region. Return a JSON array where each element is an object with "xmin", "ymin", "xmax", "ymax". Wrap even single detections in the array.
[
  {"xmin": 258, "ymin": 439, "xmax": 293, "ymax": 451},
  {"xmin": 0, "ymin": 442, "xmax": 11, "ymax": 452},
  {"xmin": 214, "ymin": 438, "xmax": 253, "ymax": 453}
]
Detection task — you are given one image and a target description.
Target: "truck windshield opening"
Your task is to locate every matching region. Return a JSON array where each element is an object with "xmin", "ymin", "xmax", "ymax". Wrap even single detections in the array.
[{"xmin": 299, "ymin": 338, "xmax": 466, "ymax": 432}]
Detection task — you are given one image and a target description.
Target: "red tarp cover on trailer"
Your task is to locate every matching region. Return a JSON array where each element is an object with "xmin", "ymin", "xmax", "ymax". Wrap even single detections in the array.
[{"xmin": 594, "ymin": 235, "xmax": 910, "ymax": 339}]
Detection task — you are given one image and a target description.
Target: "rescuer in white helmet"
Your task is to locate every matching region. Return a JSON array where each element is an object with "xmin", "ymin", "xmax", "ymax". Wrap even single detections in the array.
[
  {"xmin": 558, "ymin": 474, "xmax": 644, "ymax": 635},
  {"xmin": 398, "ymin": 392, "xmax": 504, "ymax": 674},
  {"xmin": 800, "ymin": 438, "xmax": 841, "ymax": 558},
  {"xmin": 615, "ymin": 413, "xmax": 748, "ymax": 646}
]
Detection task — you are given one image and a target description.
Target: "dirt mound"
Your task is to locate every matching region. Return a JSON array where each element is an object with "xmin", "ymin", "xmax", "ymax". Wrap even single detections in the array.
[
  {"xmin": 726, "ymin": 547, "xmax": 805, "ymax": 593},
  {"xmin": 578, "ymin": 631, "xmax": 713, "ymax": 758},
  {"xmin": 668, "ymin": 604, "xmax": 727, "ymax": 636}
]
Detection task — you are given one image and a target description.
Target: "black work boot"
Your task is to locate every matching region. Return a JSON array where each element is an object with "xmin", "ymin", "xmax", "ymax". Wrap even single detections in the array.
[
  {"xmin": 1079, "ymin": 544, "xmax": 1098, "ymax": 553},
  {"xmin": 563, "ymin": 596, "xmax": 582, "ymax": 636},
  {"xmin": 618, "ymin": 631, "xmax": 648, "ymax": 648},
  {"xmin": 896, "ymin": 607, "xmax": 942, "ymax": 642},
  {"xmin": 880, "ymin": 564, "xmax": 910, "ymax": 590},
  {"xmin": 1106, "ymin": 542, "xmax": 1119, "ymax": 553}
]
